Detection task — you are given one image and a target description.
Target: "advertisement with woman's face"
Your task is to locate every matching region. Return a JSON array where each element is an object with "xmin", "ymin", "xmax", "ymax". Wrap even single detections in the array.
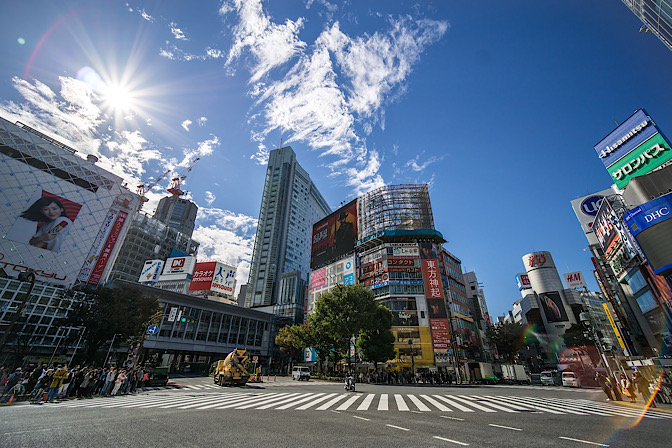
[{"xmin": 6, "ymin": 189, "xmax": 82, "ymax": 253}]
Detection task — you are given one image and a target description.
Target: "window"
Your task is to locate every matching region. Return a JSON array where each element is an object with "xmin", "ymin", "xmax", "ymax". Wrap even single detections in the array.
[{"xmin": 635, "ymin": 290, "xmax": 658, "ymax": 313}]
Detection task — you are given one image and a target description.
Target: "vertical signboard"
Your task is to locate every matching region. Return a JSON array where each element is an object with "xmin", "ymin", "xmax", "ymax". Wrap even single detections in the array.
[
  {"xmin": 88, "ymin": 211, "xmax": 128, "ymax": 284},
  {"xmin": 310, "ymin": 200, "xmax": 358, "ymax": 268},
  {"xmin": 537, "ymin": 291, "xmax": 569, "ymax": 323},
  {"xmin": 189, "ymin": 261, "xmax": 217, "ymax": 290},
  {"xmin": 593, "ymin": 200, "xmax": 621, "ymax": 259},
  {"xmin": 421, "ymin": 246, "xmax": 451, "ymax": 350},
  {"xmin": 210, "ymin": 263, "xmax": 236, "ymax": 294},
  {"xmin": 138, "ymin": 260, "xmax": 164, "ymax": 283}
]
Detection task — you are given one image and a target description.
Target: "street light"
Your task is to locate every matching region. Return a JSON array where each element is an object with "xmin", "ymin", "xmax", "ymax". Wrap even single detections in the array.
[
  {"xmin": 580, "ymin": 312, "xmax": 615, "ymax": 381},
  {"xmin": 408, "ymin": 338, "xmax": 415, "ymax": 382},
  {"xmin": 104, "ymin": 333, "xmax": 122, "ymax": 367}
]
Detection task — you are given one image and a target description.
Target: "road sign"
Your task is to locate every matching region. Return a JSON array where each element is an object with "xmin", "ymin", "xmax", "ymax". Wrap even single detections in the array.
[
  {"xmin": 168, "ymin": 307, "xmax": 178, "ymax": 322},
  {"xmin": 252, "ymin": 356, "xmax": 258, "ymax": 363},
  {"xmin": 147, "ymin": 324, "xmax": 159, "ymax": 335}
]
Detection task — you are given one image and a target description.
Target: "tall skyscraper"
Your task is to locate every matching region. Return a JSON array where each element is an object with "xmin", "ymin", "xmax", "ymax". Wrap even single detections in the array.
[
  {"xmin": 245, "ymin": 146, "xmax": 331, "ymax": 315},
  {"xmin": 153, "ymin": 195, "xmax": 198, "ymax": 237},
  {"xmin": 621, "ymin": 0, "xmax": 672, "ymax": 52}
]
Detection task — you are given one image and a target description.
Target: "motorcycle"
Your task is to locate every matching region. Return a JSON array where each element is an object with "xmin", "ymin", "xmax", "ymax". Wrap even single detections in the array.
[{"xmin": 344, "ymin": 375, "xmax": 355, "ymax": 392}]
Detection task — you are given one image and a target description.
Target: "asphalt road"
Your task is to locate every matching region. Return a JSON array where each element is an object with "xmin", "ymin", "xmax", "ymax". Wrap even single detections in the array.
[{"xmin": 1, "ymin": 377, "xmax": 670, "ymax": 448}]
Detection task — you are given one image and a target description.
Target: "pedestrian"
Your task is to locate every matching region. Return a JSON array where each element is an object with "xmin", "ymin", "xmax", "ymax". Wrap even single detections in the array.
[
  {"xmin": 595, "ymin": 372, "xmax": 613, "ymax": 401},
  {"xmin": 620, "ymin": 373, "xmax": 637, "ymax": 403},
  {"xmin": 101, "ymin": 367, "xmax": 116, "ymax": 396},
  {"xmin": 633, "ymin": 371, "xmax": 656, "ymax": 408},
  {"xmin": 47, "ymin": 366, "xmax": 67, "ymax": 402},
  {"xmin": 2, "ymin": 368, "xmax": 23, "ymax": 395},
  {"xmin": 111, "ymin": 369, "xmax": 126, "ymax": 396},
  {"xmin": 610, "ymin": 373, "xmax": 622, "ymax": 401}
]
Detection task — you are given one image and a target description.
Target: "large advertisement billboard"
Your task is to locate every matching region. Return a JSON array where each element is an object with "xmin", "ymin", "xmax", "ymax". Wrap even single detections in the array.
[
  {"xmin": 138, "ymin": 260, "xmax": 164, "ymax": 283},
  {"xmin": 624, "ymin": 191, "xmax": 672, "ymax": 275},
  {"xmin": 538, "ymin": 291, "xmax": 569, "ymax": 323},
  {"xmin": 570, "ymin": 188, "xmax": 612, "ymax": 246},
  {"xmin": 593, "ymin": 200, "xmax": 621, "ymax": 259},
  {"xmin": 310, "ymin": 200, "xmax": 357, "ymax": 269},
  {"xmin": 159, "ymin": 256, "xmax": 196, "ymax": 281},
  {"xmin": 594, "ymin": 109, "xmax": 672, "ymax": 189},
  {"xmin": 0, "ymin": 120, "xmax": 126, "ymax": 287}
]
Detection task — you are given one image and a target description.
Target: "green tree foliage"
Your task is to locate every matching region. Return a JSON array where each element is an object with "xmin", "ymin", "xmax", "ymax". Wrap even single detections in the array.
[
  {"xmin": 309, "ymin": 284, "xmax": 394, "ymax": 366},
  {"xmin": 486, "ymin": 322, "xmax": 526, "ymax": 363},
  {"xmin": 275, "ymin": 322, "xmax": 312, "ymax": 364},
  {"xmin": 64, "ymin": 287, "xmax": 161, "ymax": 364},
  {"xmin": 562, "ymin": 323, "xmax": 592, "ymax": 349},
  {"xmin": 357, "ymin": 305, "xmax": 396, "ymax": 368}
]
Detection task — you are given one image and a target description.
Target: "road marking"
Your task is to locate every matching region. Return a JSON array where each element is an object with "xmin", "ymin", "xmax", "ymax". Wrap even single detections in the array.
[
  {"xmin": 450, "ymin": 395, "xmax": 496, "ymax": 412},
  {"xmin": 558, "ymin": 436, "xmax": 609, "ymax": 446},
  {"xmin": 488, "ymin": 424, "xmax": 522, "ymax": 431},
  {"xmin": 408, "ymin": 394, "xmax": 431, "ymax": 411},
  {"xmin": 461, "ymin": 395, "xmax": 518, "ymax": 413},
  {"xmin": 275, "ymin": 393, "xmax": 325, "ymax": 410},
  {"xmin": 237, "ymin": 392, "xmax": 301, "ymax": 409},
  {"xmin": 434, "ymin": 436, "xmax": 469, "ymax": 446},
  {"xmin": 315, "ymin": 394, "xmax": 347, "ymax": 410},
  {"xmin": 353, "ymin": 415, "xmax": 370, "ymax": 421},
  {"xmin": 420, "ymin": 394, "xmax": 452, "ymax": 412},
  {"xmin": 357, "ymin": 393, "xmax": 375, "ymax": 411},
  {"xmin": 336, "ymin": 395, "xmax": 360, "ymax": 411},
  {"xmin": 386, "ymin": 424, "xmax": 410, "ymax": 431},
  {"xmin": 378, "ymin": 393, "xmax": 389, "ymax": 411},
  {"xmin": 295, "ymin": 393, "xmax": 337, "ymax": 410},
  {"xmin": 330, "ymin": 410, "xmax": 341, "ymax": 414},
  {"xmin": 440, "ymin": 416, "xmax": 464, "ymax": 421},
  {"xmin": 432, "ymin": 395, "xmax": 475, "ymax": 412},
  {"xmin": 394, "ymin": 394, "xmax": 409, "ymax": 411}
]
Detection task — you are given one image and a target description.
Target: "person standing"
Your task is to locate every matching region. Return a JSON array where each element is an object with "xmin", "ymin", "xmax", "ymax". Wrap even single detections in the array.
[
  {"xmin": 633, "ymin": 371, "xmax": 657, "ymax": 408},
  {"xmin": 620, "ymin": 373, "xmax": 637, "ymax": 403},
  {"xmin": 47, "ymin": 366, "xmax": 67, "ymax": 402},
  {"xmin": 111, "ymin": 370, "xmax": 126, "ymax": 396},
  {"xmin": 595, "ymin": 372, "xmax": 613, "ymax": 401}
]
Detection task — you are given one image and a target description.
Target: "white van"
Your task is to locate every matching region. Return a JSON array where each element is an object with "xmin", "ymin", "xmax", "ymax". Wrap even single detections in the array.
[
  {"xmin": 292, "ymin": 366, "xmax": 310, "ymax": 381},
  {"xmin": 562, "ymin": 371, "xmax": 580, "ymax": 388},
  {"xmin": 540, "ymin": 371, "xmax": 555, "ymax": 386}
]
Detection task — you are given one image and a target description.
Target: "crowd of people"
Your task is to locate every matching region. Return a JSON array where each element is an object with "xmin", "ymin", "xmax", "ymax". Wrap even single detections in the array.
[
  {"xmin": 0, "ymin": 364, "xmax": 158, "ymax": 403},
  {"xmin": 595, "ymin": 369, "xmax": 672, "ymax": 407}
]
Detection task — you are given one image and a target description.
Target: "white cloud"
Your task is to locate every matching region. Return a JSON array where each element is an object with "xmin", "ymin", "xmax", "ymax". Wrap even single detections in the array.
[
  {"xmin": 404, "ymin": 154, "xmax": 445, "ymax": 172},
  {"xmin": 141, "ymin": 9, "xmax": 153, "ymax": 22},
  {"xmin": 220, "ymin": 1, "xmax": 448, "ymax": 194},
  {"xmin": 170, "ymin": 22, "xmax": 187, "ymax": 40},
  {"xmin": 204, "ymin": 191, "xmax": 216, "ymax": 206},
  {"xmin": 181, "ymin": 119, "xmax": 192, "ymax": 131},
  {"xmin": 197, "ymin": 117, "xmax": 208, "ymax": 126}
]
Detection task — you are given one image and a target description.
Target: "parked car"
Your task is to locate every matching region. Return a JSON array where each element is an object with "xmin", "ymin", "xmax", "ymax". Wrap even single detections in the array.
[
  {"xmin": 292, "ymin": 366, "xmax": 311, "ymax": 381},
  {"xmin": 540, "ymin": 371, "xmax": 556, "ymax": 386},
  {"xmin": 562, "ymin": 371, "xmax": 580, "ymax": 388}
]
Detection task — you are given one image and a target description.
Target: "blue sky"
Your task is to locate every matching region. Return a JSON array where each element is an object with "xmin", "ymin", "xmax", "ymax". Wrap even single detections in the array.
[{"xmin": 1, "ymin": 1, "xmax": 671, "ymax": 319}]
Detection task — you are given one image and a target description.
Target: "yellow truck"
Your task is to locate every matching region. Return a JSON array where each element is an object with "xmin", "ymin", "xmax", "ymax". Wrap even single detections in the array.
[{"xmin": 214, "ymin": 349, "xmax": 250, "ymax": 387}]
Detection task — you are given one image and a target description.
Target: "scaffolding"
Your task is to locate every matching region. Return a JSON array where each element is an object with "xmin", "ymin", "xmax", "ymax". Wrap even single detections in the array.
[{"xmin": 357, "ymin": 184, "xmax": 434, "ymax": 239}]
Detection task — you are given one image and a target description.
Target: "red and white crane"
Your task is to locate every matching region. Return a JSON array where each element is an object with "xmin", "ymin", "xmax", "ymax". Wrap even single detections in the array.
[
  {"xmin": 167, "ymin": 157, "xmax": 200, "ymax": 196},
  {"xmin": 137, "ymin": 169, "xmax": 171, "ymax": 203}
]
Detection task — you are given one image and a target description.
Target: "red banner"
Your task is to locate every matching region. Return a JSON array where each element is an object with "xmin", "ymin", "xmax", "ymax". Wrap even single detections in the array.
[
  {"xmin": 189, "ymin": 261, "xmax": 217, "ymax": 291},
  {"xmin": 421, "ymin": 259, "xmax": 444, "ymax": 299},
  {"xmin": 430, "ymin": 319, "xmax": 451, "ymax": 349},
  {"xmin": 88, "ymin": 211, "xmax": 128, "ymax": 284}
]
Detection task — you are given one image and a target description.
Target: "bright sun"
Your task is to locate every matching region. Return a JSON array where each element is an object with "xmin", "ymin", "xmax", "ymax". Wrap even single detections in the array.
[{"xmin": 102, "ymin": 83, "xmax": 135, "ymax": 112}]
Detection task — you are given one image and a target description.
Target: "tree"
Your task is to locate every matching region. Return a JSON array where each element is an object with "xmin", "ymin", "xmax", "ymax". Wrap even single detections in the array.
[
  {"xmin": 486, "ymin": 322, "xmax": 526, "ymax": 363},
  {"xmin": 309, "ymin": 284, "xmax": 393, "ymax": 369},
  {"xmin": 63, "ymin": 287, "xmax": 161, "ymax": 365},
  {"xmin": 275, "ymin": 322, "xmax": 312, "ymax": 366},
  {"xmin": 357, "ymin": 305, "xmax": 396, "ymax": 369},
  {"xmin": 562, "ymin": 323, "xmax": 592, "ymax": 348}
]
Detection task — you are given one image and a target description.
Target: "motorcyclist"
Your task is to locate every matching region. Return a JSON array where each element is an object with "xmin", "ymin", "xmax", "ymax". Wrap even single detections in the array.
[{"xmin": 345, "ymin": 370, "xmax": 355, "ymax": 391}]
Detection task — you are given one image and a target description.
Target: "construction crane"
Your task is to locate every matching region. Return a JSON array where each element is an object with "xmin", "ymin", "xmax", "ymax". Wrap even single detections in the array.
[
  {"xmin": 137, "ymin": 169, "xmax": 171, "ymax": 203},
  {"xmin": 167, "ymin": 157, "xmax": 200, "ymax": 196}
]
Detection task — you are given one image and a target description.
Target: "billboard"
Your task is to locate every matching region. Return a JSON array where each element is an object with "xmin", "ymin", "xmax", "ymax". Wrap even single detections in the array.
[
  {"xmin": 570, "ymin": 188, "xmax": 612, "ymax": 245},
  {"xmin": 306, "ymin": 255, "xmax": 356, "ymax": 315},
  {"xmin": 188, "ymin": 261, "xmax": 236, "ymax": 294},
  {"xmin": 624, "ymin": 191, "xmax": 672, "ymax": 275},
  {"xmin": 594, "ymin": 109, "xmax": 672, "ymax": 189},
  {"xmin": 593, "ymin": 200, "xmax": 621, "ymax": 259},
  {"xmin": 563, "ymin": 271, "xmax": 587, "ymax": 289},
  {"xmin": 310, "ymin": 200, "xmax": 357, "ymax": 269},
  {"xmin": 159, "ymin": 256, "xmax": 196, "ymax": 281},
  {"xmin": 515, "ymin": 273, "xmax": 531, "ymax": 291},
  {"xmin": 538, "ymin": 291, "xmax": 569, "ymax": 323},
  {"xmin": 0, "ymin": 119, "xmax": 126, "ymax": 287},
  {"xmin": 138, "ymin": 260, "xmax": 164, "ymax": 283}
]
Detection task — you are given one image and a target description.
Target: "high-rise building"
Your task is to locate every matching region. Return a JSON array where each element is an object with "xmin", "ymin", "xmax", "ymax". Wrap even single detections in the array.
[
  {"xmin": 621, "ymin": 0, "xmax": 672, "ymax": 52},
  {"xmin": 153, "ymin": 195, "xmax": 198, "ymax": 237},
  {"xmin": 107, "ymin": 213, "xmax": 199, "ymax": 283},
  {"xmin": 245, "ymin": 146, "xmax": 331, "ymax": 317}
]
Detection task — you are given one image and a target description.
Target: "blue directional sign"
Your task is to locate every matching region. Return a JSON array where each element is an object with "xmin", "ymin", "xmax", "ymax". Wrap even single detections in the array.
[{"xmin": 147, "ymin": 324, "xmax": 159, "ymax": 335}]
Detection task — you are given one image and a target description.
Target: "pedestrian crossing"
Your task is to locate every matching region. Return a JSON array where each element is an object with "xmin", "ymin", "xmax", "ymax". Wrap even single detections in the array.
[{"xmin": 44, "ymin": 391, "xmax": 672, "ymax": 419}]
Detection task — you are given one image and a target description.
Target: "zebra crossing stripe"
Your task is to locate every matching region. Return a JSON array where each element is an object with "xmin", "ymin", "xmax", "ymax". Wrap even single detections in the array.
[
  {"xmin": 237, "ymin": 393, "xmax": 302, "ymax": 409},
  {"xmin": 315, "ymin": 394, "xmax": 348, "ymax": 410},
  {"xmin": 431, "ymin": 395, "xmax": 475, "ymax": 412},
  {"xmin": 357, "ymin": 393, "xmax": 375, "ymax": 411},
  {"xmin": 295, "ymin": 393, "xmax": 338, "ymax": 410},
  {"xmin": 213, "ymin": 393, "xmax": 291, "ymax": 410},
  {"xmin": 463, "ymin": 395, "xmax": 520, "ymax": 413},
  {"xmin": 192, "ymin": 394, "xmax": 252, "ymax": 410},
  {"xmin": 176, "ymin": 393, "xmax": 250, "ymax": 410},
  {"xmin": 275, "ymin": 393, "xmax": 326, "ymax": 410},
  {"xmin": 378, "ymin": 394, "xmax": 389, "ymax": 411},
  {"xmin": 336, "ymin": 395, "xmax": 360, "ymax": 411},
  {"xmin": 394, "ymin": 394, "xmax": 409, "ymax": 411},
  {"xmin": 420, "ymin": 394, "xmax": 452, "ymax": 412},
  {"xmin": 407, "ymin": 394, "xmax": 431, "ymax": 411},
  {"xmin": 498, "ymin": 396, "xmax": 573, "ymax": 415},
  {"xmin": 449, "ymin": 395, "xmax": 496, "ymax": 412}
]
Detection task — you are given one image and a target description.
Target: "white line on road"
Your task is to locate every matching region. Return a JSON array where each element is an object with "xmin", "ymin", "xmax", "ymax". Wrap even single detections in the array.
[
  {"xmin": 357, "ymin": 393, "xmax": 375, "ymax": 411},
  {"xmin": 378, "ymin": 393, "xmax": 389, "ymax": 411},
  {"xmin": 440, "ymin": 416, "xmax": 464, "ymax": 421},
  {"xmin": 386, "ymin": 424, "xmax": 410, "ymax": 431},
  {"xmin": 353, "ymin": 415, "xmax": 370, "ymax": 421},
  {"xmin": 394, "ymin": 394, "xmax": 409, "ymax": 411},
  {"xmin": 434, "ymin": 436, "xmax": 469, "ymax": 446},
  {"xmin": 558, "ymin": 436, "xmax": 609, "ymax": 446},
  {"xmin": 488, "ymin": 424, "xmax": 522, "ymax": 431}
]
